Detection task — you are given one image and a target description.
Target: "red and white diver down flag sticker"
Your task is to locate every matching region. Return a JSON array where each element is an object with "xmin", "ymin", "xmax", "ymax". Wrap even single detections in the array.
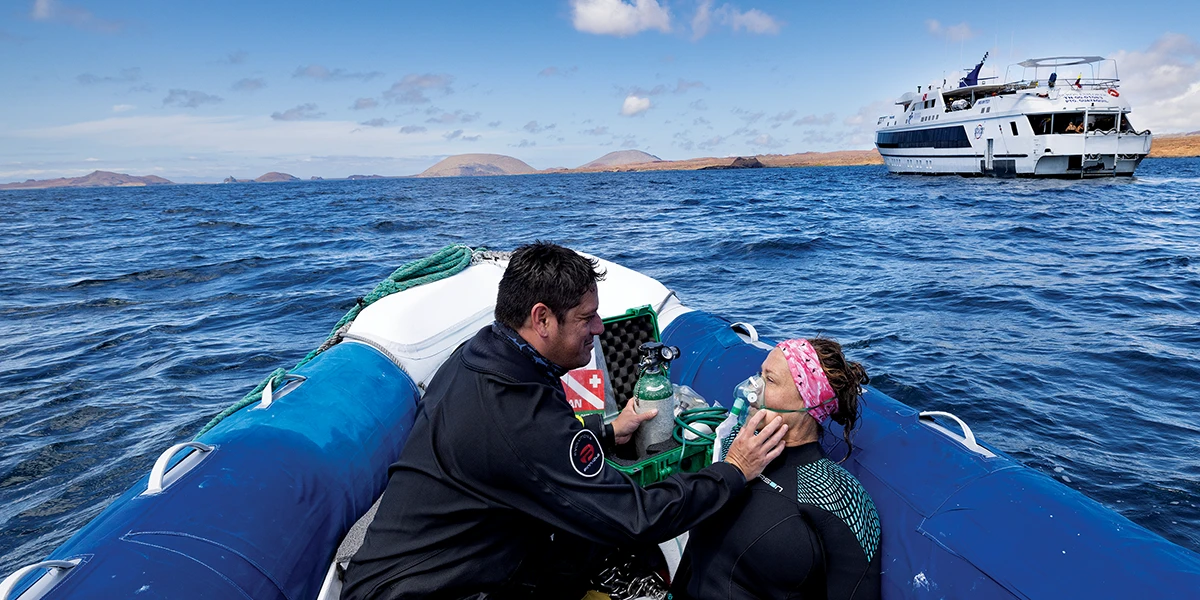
[{"xmin": 562, "ymin": 369, "xmax": 606, "ymax": 412}]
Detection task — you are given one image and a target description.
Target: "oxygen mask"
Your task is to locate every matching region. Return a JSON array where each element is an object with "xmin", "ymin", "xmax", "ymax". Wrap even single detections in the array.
[{"xmin": 732, "ymin": 373, "xmax": 809, "ymax": 425}]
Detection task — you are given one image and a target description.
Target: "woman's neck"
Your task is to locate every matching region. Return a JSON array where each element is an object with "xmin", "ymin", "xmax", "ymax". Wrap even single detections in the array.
[{"xmin": 784, "ymin": 414, "xmax": 819, "ymax": 447}]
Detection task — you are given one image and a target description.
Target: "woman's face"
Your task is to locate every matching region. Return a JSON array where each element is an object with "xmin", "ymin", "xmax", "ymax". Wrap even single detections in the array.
[{"xmin": 751, "ymin": 348, "xmax": 805, "ymax": 430}]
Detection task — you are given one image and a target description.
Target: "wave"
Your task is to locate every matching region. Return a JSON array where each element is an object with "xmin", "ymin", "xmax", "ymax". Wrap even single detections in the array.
[{"xmin": 68, "ymin": 257, "xmax": 270, "ymax": 288}]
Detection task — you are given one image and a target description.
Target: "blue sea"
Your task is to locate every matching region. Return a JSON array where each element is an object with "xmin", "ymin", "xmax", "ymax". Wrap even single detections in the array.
[{"xmin": 2, "ymin": 160, "xmax": 1199, "ymax": 573}]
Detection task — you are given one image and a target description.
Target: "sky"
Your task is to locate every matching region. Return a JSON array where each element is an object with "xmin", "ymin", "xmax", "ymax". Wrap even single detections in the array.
[{"xmin": 2, "ymin": 0, "xmax": 1199, "ymax": 182}]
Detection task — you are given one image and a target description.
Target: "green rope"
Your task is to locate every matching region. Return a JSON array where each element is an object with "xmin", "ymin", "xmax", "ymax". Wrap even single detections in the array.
[{"xmin": 194, "ymin": 244, "xmax": 475, "ymax": 438}]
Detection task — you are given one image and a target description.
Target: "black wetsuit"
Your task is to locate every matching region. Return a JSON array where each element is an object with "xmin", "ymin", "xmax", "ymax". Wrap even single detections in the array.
[
  {"xmin": 672, "ymin": 442, "xmax": 882, "ymax": 600},
  {"xmin": 342, "ymin": 323, "xmax": 748, "ymax": 600}
]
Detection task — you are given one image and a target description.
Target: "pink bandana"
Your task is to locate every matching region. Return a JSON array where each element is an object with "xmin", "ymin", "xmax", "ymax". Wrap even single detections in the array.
[{"xmin": 776, "ymin": 339, "xmax": 837, "ymax": 422}]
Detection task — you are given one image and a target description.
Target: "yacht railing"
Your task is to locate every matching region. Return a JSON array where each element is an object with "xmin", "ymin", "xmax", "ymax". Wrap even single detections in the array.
[{"xmin": 1003, "ymin": 77, "xmax": 1121, "ymax": 92}]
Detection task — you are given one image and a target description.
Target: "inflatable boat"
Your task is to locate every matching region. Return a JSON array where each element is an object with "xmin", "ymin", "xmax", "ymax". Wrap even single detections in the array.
[{"xmin": 3, "ymin": 246, "xmax": 1199, "ymax": 599}]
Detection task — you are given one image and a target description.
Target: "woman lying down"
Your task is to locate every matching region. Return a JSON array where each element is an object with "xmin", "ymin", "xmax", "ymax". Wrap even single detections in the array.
[{"xmin": 671, "ymin": 338, "xmax": 882, "ymax": 600}]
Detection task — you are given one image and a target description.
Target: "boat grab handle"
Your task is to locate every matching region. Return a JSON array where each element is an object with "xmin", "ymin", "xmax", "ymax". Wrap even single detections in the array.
[
  {"xmin": 0, "ymin": 559, "xmax": 81, "ymax": 600},
  {"xmin": 730, "ymin": 322, "xmax": 759, "ymax": 342},
  {"xmin": 146, "ymin": 442, "xmax": 214, "ymax": 495},
  {"xmin": 730, "ymin": 322, "xmax": 774, "ymax": 351},
  {"xmin": 919, "ymin": 411, "xmax": 995, "ymax": 458},
  {"xmin": 257, "ymin": 373, "xmax": 307, "ymax": 409}
]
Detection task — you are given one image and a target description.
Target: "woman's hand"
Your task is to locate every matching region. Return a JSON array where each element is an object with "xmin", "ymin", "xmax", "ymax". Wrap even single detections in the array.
[{"xmin": 723, "ymin": 411, "xmax": 787, "ymax": 481}]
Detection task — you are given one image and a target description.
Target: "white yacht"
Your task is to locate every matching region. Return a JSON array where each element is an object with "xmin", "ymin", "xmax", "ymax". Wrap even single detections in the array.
[{"xmin": 875, "ymin": 55, "xmax": 1152, "ymax": 177}]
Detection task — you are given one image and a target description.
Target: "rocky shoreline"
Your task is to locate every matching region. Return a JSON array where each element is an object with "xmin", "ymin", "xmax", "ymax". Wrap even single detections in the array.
[{"xmin": 5, "ymin": 135, "xmax": 1199, "ymax": 190}]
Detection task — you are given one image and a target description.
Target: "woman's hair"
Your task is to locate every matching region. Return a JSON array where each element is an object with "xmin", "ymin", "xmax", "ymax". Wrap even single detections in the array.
[{"xmin": 808, "ymin": 337, "xmax": 869, "ymax": 460}]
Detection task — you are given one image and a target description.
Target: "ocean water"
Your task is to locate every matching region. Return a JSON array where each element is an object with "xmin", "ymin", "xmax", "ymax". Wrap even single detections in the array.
[{"xmin": 2, "ymin": 160, "xmax": 1199, "ymax": 574}]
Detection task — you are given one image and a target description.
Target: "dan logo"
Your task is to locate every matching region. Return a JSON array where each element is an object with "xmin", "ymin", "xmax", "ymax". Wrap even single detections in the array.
[
  {"xmin": 974, "ymin": 124, "xmax": 984, "ymax": 139},
  {"xmin": 570, "ymin": 429, "xmax": 603, "ymax": 478}
]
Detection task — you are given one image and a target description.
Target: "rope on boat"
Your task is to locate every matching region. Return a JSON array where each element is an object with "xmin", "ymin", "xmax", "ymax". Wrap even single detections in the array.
[{"xmin": 194, "ymin": 244, "xmax": 476, "ymax": 438}]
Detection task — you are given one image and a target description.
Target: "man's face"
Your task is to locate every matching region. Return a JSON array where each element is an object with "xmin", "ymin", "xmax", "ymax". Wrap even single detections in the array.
[{"xmin": 544, "ymin": 287, "xmax": 604, "ymax": 370}]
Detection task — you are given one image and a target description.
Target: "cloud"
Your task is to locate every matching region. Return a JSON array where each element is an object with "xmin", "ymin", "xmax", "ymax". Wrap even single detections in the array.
[
  {"xmin": 581, "ymin": 126, "xmax": 610, "ymax": 135},
  {"xmin": 112, "ymin": 104, "xmax": 134, "ymax": 112},
  {"xmin": 359, "ymin": 118, "xmax": 391, "ymax": 127},
  {"xmin": 382, "ymin": 73, "xmax": 454, "ymax": 104},
  {"xmin": 698, "ymin": 135, "xmax": 725, "ymax": 150},
  {"xmin": 77, "ymin": 68, "xmax": 140, "ymax": 85},
  {"xmin": 793, "ymin": 112, "xmax": 837, "ymax": 126},
  {"xmin": 31, "ymin": 0, "xmax": 122, "ymax": 32},
  {"xmin": 523, "ymin": 121, "xmax": 556, "ymax": 133},
  {"xmin": 271, "ymin": 103, "xmax": 324, "ymax": 121},
  {"xmin": 514, "ymin": 139, "xmax": 536, "ymax": 148},
  {"xmin": 692, "ymin": 1, "xmax": 781, "ymax": 40},
  {"xmin": 232, "ymin": 78, "xmax": 265, "ymax": 92},
  {"xmin": 351, "ymin": 97, "xmax": 379, "ymax": 110},
  {"xmin": 163, "ymin": 89, "xmax": 223, "ymax": 108},
  {"xmin": 674, "ymin": 132, "xmax": 695, "ymax": 151},
  {"xmin": 693, "ymin": 116, "xmax": 711, "ymax": 126},
  {"xmin": 624, "ymin": 79, "xmax": 707, "ymax": 97},
  {"xmin": 621, "ymin": 138, "xmax": 640, "ymax": 148},
  {"xmin": 293, "ymin": 65, "xmax": 383, "ymax": 82},
  {"xmin": 1111, "ymin": 33, "xmax": 1200, "ymax": 132},
  {"xmin": 732, "ymin": 108, "xmax": 765, "ymax": 124},
  {"xmin": 426, "ymin": 110, "xmax": 482, "ymax": 125},
  {"xmin": 720, "ymin": 6, "xmax": 780, "ymax": 34},
  {"xmin": 690, "ymin": 99, "xmax": 709, "ymax": 110},
  {"xmin": 399, "ymin": 125, "xmax": 427, "ymax": 134},
  {"xmin": 539, "ymin": 66, "xmax": 579, "ymax": 77},
  {"xmin": 571, "ymin": 0, "xmax": 671, "ymax": 37},
  {"xmin": 621, "ymin": 94, "xmax": 652, "ymax": 116},
  {"xmin": 13, "ymin": 115, "xmax": 468, "ymax": 176},
  {"xmin": 221, "ymin": 51, "xmax": 248, "ymax": 65},
  {"xmin": 841, "ymin": 99, "xmax": 893, "ymax": 148},
  {"xmin": 925, "ymin": 19, "xmax": 976, "ymax": 42},
  {"xmin": 1, "ymin": 30, "xmax": 30, "ymax": 42},
  {"xmin": 487, "ymin": 120, "xmax": 502, "ymax": 127},
  {"xmin": 442, "ymin": 129, "xmax": 482, "ymax": 142},
  {"xmin": 749, "ymin": 133, "xmax": 785, "ymax": 148},
  {"xmin": 769, "ymin": 109, "xmax": 796, "ymax": 124}
]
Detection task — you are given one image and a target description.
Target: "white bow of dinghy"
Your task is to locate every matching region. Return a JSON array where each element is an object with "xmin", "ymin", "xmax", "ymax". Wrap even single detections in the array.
[{"xmin": 345, "ymin": 253, "xmax": 691, "ymax": 393}]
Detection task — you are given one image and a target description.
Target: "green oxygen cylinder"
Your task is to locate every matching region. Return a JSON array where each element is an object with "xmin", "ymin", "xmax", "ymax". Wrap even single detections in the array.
[{"xmin": 631, "ymin": 342, "xmax": 681, "ymax": 458}]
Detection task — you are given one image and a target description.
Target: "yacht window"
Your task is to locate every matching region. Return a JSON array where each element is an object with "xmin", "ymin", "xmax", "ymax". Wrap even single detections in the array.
[
  {"xmin": 1051, "ymin": 112, "xmax": 1086, "ymax": 134},
  {"xmin": 1010, "ymin": 122, "xmax": 1019, "ymax": 136},
  {"xmin": 1027, "ymin": 114, "xmax": 1052, "ymax": 135},
  {"xmin": 1119, "ymin": 115, "xmax": 1136, "ymax": 133},
  {"xmin": 877, "ymin": 125, "xmax": 972, "ymax": 149},
  {"xmin": 1089, "ymin": 114, "xmax": 1117, "ymax": 133}
]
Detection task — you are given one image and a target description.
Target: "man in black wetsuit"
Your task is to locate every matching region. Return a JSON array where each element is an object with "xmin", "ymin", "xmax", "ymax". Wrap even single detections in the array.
[{"xmin": 342, "ymin": 242, "xmax": 787, "ymax": 600}]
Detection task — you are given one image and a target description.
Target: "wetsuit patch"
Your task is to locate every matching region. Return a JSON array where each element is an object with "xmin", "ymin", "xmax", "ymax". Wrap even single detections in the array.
[{"xmin": 570, "ymin": 429, "xmax": 604, "ymax": 477}]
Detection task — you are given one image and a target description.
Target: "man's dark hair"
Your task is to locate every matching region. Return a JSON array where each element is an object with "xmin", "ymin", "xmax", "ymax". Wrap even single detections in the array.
[{"xmin": 495, "ymin": 242, "xmax": 606, "ymax": 329}]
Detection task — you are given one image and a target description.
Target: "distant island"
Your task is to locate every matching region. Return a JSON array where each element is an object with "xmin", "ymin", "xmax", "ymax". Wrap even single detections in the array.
[
  {"xmin": 5, "ymin": 133, "xmax": 1199, "ymax": 190},
  {"xmin": 416, "ymin": 154, "xmax": 538, "ymax": 177},
  {"xmin": 223, "ymin": 172, "xmax": 301, "ymax": 183},
  {"xmin": 416, "ymin": 149, "xmax": 883, "ymax": 178},
  {"xmin": 549, "ymin": 150, "xmax": 882, "ymax": 174},
  {"xmin": 580, "ymin": 150, "xmax": 662, "ymax": 168},
  {"xmin": 0, "ymin": 170, "xmax": 173, "ymax": 190},
  {"xmin": 1149, "ymin": 132, "xmax": 1200, "ymax": 158}
]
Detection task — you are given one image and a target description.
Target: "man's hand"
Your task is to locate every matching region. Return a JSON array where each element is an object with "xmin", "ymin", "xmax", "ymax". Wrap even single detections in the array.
[
  {"xmin": 612, "ymin": 398, "xmax": 658, "ymax": 446},
  {"xmin": 723, "ymin": 411, "xmax": 787, "ymax": 481}
]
